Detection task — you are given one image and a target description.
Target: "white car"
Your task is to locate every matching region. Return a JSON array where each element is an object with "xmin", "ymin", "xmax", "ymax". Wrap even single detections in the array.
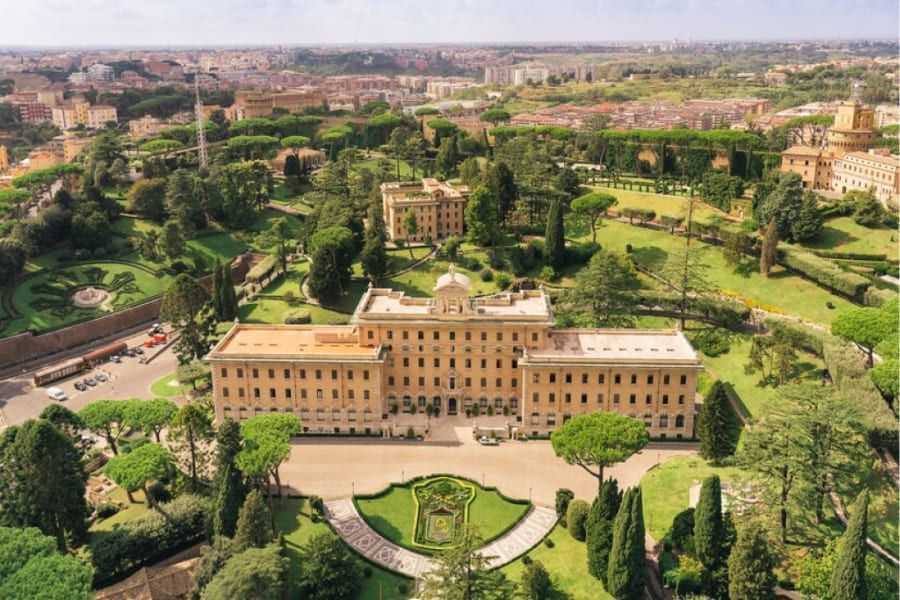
[
  {"xmin": 46, "ymin": 387, "xmax": 67, "ymax": 401},
  {"xmin": 478, "ymin": 436, "xmax": 499, "ymax": 446}
]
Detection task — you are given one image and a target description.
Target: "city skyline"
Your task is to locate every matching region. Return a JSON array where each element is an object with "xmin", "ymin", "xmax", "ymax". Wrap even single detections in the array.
[{"xmin": 1, "ymin": 0, "xmax": 898, "ymax": 47}]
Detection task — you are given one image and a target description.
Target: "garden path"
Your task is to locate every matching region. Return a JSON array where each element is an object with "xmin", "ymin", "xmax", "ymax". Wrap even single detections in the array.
[{"xmin": 324, "ymin": 498, "xmax": 556, "ymax": 577}]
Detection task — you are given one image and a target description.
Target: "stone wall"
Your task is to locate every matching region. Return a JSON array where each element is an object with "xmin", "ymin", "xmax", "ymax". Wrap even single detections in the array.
[{"xmin": 0, "ymin": 254, "xmax": 253, "ymax": 370}]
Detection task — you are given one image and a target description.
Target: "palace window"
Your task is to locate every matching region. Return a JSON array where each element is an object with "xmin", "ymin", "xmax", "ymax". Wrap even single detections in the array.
[
  {"xmin": 284, "ymin": 369, "xmax": 290, "ymax": 379},
  {"xmin": 252, "ymin": 368, "xmax": 259, "ymax": 378},
  {"xmin": 268, "ymin": 369, "xmax": 275, "ymax": 378},
  {"xmin": 675, "ymin": 415, "xmax": 685, "ymax": 428},
  {"xmin": 629, "ymin": 394, "xmax": 636, "ymax": 404},
  {"xmin": 237, "ymin": 368, "xmax": 244, "ymax": 378},
  {"xmin": 221, "ymin": 368, "xmax": 227, "ymax": 377}
]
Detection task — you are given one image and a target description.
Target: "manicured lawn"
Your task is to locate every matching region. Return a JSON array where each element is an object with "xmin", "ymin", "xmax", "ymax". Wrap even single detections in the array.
[
  {"xmin": 354, "ymin": 157, "xmax": 413, "ymax": 179},
  {"xmin": 187, "ymin": 232, "xmax": 248, "ymax": 264},
  {"xmin": 111, "ymin": 216, "xmax": 164, "ymax": 237},
  {"xmin": 5, "ymin": 261, "xmax": 171, "ymax": 336},
  {"xmin": 238, "ymin": 299, "xmax": 350, "ymax": 325},
  {"xmin": 586, "ymin": 220, "xmax": 854, "ymax": 325},
  {"xmin": 384, "ymin": 254, "xmax": 503, "ymax": 298},
  {"xmin": 640, "ymin": 456, "xmax": 745, "ymax": 542},
  {"xmin": 352, "ymin": 246, "xmax": 433, "ymax": 277},
  {"xmin": 149, "ymin": 372, "xmax": 190, "ymax": 398},
  {"xmin": 501, "ymin": 525, "xmax": 612, "ymax": 600},
  {"xmin": 590, "ymin": 186, "xmax": 724, "ymax": 223},
  {"xmin": 262, "ymin": 262, "xmax": 310, "ymax": 297},
  {"xmin": 699, "ymin": 334, "xmax": 825, "ymax": 418},
  {"xmin": 802, "ymin": 216, "xmax": 899, "ymax": 261},
  {"xmin": 245, "ymin": 209, "xmax": 305, "ymax": 252},
  {"xmin": 355, "ymin": 479, "xmax": 531, "ymax": 552},
  {"xmin": 275, "ymin": 498, "xmax": 412, "ymax": 600},
  {"xmin": 90, "ymin": 486, "xmax": 153, "ymax": 532}
]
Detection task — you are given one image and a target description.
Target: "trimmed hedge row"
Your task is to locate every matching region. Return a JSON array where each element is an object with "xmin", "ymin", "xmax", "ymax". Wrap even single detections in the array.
[
  {"xmin": 88, "ymin": 494, "xmax": 210, "ymax": 587},
  {"xmin": 763, "ymin": 317, "xmax": 826, "ymax": 356},
  {"xmin": 811, "ymin": 250, "xmax": 888, "ymax": 261},
  {"xmin": 637, "ymin": 290, "xmax": 751, "ymax": 327},
  {"xmin": 823, "ymin": 338, "xmax": 897, "ymax": 450},
  {"xmin": 245, "ymin": 255, "xmax": 278, "ymax": 283},
  {"xmin": 863, "ymin": 286, "xmax": 898, "ymax": 308},
  {"xmin": 778, "ymin": 247, "xmax": 870, "ymax": 299}
]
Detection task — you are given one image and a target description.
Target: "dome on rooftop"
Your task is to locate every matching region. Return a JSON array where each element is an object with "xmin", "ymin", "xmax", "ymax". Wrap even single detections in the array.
[{"xmin": 434, "ymin": 264, "xmax": 471, "ymax": 293}]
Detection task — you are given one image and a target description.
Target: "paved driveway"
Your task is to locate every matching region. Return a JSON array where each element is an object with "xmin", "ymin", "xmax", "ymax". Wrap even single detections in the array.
[{"xmin": 280, "ymin": 424, "xmax": 696, "ymax": 505}]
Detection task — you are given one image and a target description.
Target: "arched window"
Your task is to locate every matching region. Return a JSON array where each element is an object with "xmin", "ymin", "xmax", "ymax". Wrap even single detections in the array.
[{"xmin": 418, "ymin": 395, "xmax": 427, "ymax": 407}]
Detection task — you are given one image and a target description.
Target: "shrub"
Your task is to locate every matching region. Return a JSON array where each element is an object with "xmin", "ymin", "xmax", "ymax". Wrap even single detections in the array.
[
  {"xmin": 763, "ymin": 317, "xmax": 825, "ymax": 356},
  {"xmin": 566, "ymin": 499, "xmax": 590, "ymax": 541},
  {"xmin": 74, "ymin": 248, "xmax": 91, "ymax": 260},
  {"xmin": 480, "ymin": 269, "xmax": 494, "ymax": 282},
  {"xmin": 662, "ymin": 554, "xmax": 704, "ymax": 594},
  {"xmin": 95, "ymin": 503, "xmax": 120, "ymax": 519},
  {"xmin": 308, "ymin": 495, "xmax": 324, "ymax": 515},
  {"xmin": 363, "ymin": 566, "xmax": 373, "ymax": 578},
  {"xmin": 864, "ymin": 286, "xmax": 897, "ymax": 307},
  {"xmin": 555, "ymin": 489, "xmax": 574, "ymax": 523},
  {"xmin": 690, "ymin": 329, "xmax": 731, "ymax": 357},
  {"xmin": 539, "ymin": 266, "xmax": 556, "ymax": 281},
  {"xmin": 522, "ymin": 555, "xmax": 533, "ymax": 565},
  {"xmin": 398, "ymin": 583, "xmax": 408, "ymax": 594},
  {"xmin": 495, "ymin": 272, "xmax": 511, "ymax": 289},
  {"xmin": 779, "ymin": 247, "xmax": 870, "ymax": 299},
  {"xmin": 544, "ymin": 537, "xmax": 554, "ymax": 548},
  {"xmin": 89, "ymin": 494, "xmax": 210, "ymax": 586},
  {"xmin": 146, "ymin": 480, "xmax": 171, "ymax": 504},
  {"xmin": 92, "ymin": 247, "xmax": 107, "ymax": 259},
  {"xmin": 284, "ymin": 309, "xmax": 311, "ymax": 324}
]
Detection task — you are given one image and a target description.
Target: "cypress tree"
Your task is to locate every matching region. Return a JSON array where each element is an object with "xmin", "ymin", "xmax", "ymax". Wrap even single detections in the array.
[
  {"xmin": 727, "ymin": 523, "xmax": 776, "ymax": 600},
  {"xmin": 587, "ymin": 478, "xmax": 622, "ymax": 582},
  {"xmin": 694, "ymin": 475, "xmax": 724, "ymax": 570},
  {"xmin": 234, "ymin": 489, "xmax": 273, "ymax": 551},
  {"xmin": 211, "ymin": 259, "xmax": 224, "ymax": 320},
  {"xmin": 606, "ymin": 488, "xmax": 645, "ymax": 600},
  {"xmin": 697, "ymin": 381, "xmax": 735, "ymax": 464},
  {"xmin": 828, "ymin": 491, "xmax": 869, "ymax": 600},
  {"xmin": 545, "ymin": 196, "xmax": 565, "ymax": 269},
  {"xmin": 220, "ymin": 262, "xmax": 238, "ymax": 321},
  {"xmin": 212, "ymin": 419, "xmax": 246, "ymax": 538}
]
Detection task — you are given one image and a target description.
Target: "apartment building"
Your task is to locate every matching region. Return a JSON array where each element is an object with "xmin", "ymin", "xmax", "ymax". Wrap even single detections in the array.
[
  {"xmin": 226, "ymin": 89, "xmax": 325, "ymax": 120},
  {"xmin": 206, "ymin": 267, "xmax": 701, "ymax": 438},
  {"xmin": 0, "ymin": 145, "xmax": 8, "ymax": 173},
  {"xmin": 51, "ymin": 100, "xmax": 118, "ymax": 130},
  {"xmin": 381, "ymin": 179, "xmax": 469, "ymax": 243},
  {"xmin": 831, "ymin": 149, "xmax": 900, "ymax": 207}
]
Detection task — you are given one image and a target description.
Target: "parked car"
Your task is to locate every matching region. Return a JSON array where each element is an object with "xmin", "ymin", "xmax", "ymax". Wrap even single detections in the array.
[
  {"xmin": 83, "ymin": 377, "xmax": 97, "ymax": 387},
  {"xmin": 150, "ymin": 323, "xmax": 163, "ymax": 335},
  {"xmin": 110, "ymin": 355, "xmax": 122, "ymax": 363},
  {"xmin": 133, "ymin": 347, "xmax": 144, "ymax": 355},
  {"xmin": 46, "ymin": 387, "xmax": 67, "ymax": 401},
  {"xmin": 94, "ymin": 373, "xmax": 108, "ymax": 383},
  {"xmin": 478, "ymin": 436, "xmax": 499, "ymax": 446},
  {"xmin": 73, "ymin": 382, "xmax": 87, "ymax": 392}
]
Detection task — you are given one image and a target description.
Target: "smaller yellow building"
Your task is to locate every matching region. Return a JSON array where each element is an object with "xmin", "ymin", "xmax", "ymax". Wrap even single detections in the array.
[{"xmin": 381, "ymin": 179, "xmax": 469, "ymax": 242}]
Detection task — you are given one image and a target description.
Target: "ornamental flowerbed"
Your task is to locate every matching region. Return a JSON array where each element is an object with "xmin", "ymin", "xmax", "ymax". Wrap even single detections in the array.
[{"xmin": 412, "ymin": 477, "xmax": 475, "ymax": 550}]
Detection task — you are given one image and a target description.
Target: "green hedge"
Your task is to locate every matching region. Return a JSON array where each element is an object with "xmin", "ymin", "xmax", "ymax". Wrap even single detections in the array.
[
  {"xmin": 811, "ymin": 250, "xmax": 888, "ymax": 261},
  {"xmin": 637, "ymin": 290, "xmax": 751, "ymax": 327},
  {"xmin": 863, "ymin": 286, "xmax": 898, "ymax": 307},
  {"xmin": 246, "ymin": 255, "xmax": 278, "ymax": 283},
  {"xmin": 763, "ymin": 317, "xmax": 826, "ymax": 356},
  {"xmin": 779, "ymin": 247, "xmax": 870, "ymax": 299},
  {"xmin": 823, "ymin": 338, "xmax": 897, "ymax": 449},
  {"xmin": 88, "ymin": 494, "xmax": 210, "ymax": 587}
]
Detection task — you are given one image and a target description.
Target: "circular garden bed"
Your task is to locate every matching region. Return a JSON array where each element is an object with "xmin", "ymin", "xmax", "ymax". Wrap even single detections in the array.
[{"xmin": 354, "ymin": 475, "xmax": 531, "ymax": 554}]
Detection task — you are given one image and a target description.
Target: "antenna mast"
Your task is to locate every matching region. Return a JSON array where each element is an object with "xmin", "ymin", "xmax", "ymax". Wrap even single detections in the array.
[{"xmin": 194, "ymin": 76, "xmax": 208, "ymax": 169}]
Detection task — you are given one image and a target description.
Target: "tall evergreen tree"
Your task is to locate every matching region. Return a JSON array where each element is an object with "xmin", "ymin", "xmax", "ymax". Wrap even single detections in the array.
[
  {"xmin": 486, "ymin": 161, "xmax": 518, "ymax": 224},
  {"xmin": 220, "ymin": 262, "xmax": 238, "ymax": 321},
  {"xmin": 828, "ymin": 491, "xmax": 869, "ymax": 600},
  {"xmin": 211, "ymin": 259, "xmax": 224, "ymax": 320},
  {"xmin": 697, "ymin": 381, "xmax": 736, "ymax": 464},
  {"xmin": 606, "ymin": 488, "xmax": 645, "ymax": 600},
  {"xmin": 694, "ymin": 475, "xmax": 724, "ymax": 570},
  {"xmin": 233, "ymin": 490, "xmax": 273, "ymax": 551},
  {"xmin": 727, "ymin": 523, "xmax": 776, "ymax": 600},
  {"xmin": 544, "ymin": 196, "xmax": 565, "ymax": 269},
  {"xmin": 212, "ymin": 419, "xmax": 246, "ymax": 538},
  {"xmin": 587, "ymin": 478, "xmax": 622, "ymax": 583}
]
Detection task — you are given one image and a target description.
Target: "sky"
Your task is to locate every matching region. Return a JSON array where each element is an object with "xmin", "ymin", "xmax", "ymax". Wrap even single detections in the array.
[{"xmin": 0, "ymin": 0, "xmax": 897, "ymax": 47}]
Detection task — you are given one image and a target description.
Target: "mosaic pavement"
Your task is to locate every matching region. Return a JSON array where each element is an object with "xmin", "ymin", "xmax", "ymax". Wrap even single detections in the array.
[{"xmin": 324, "ymin": 498, "xmax": 557, "ymax": 578}]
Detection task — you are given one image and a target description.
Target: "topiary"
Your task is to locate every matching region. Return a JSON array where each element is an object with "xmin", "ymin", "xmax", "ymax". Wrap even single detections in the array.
[
  {"xmin": 480, "ymin": 269, "xmax": 494, "ymax": 282},
  {"xmin": 555, "ymin": 488, "xmax": 574, "ymax": 523},
  {"xmin": 566, "ymin": 499, "xmax": 590, "ymax": 541}
]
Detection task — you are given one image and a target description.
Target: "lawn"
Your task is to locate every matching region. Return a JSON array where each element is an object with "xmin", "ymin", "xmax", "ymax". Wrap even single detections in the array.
[
  {"xmin": 186, "ymin": 232, "xmax": 248, "ymax": 264},
  {"xmin": 586, "ymin": 220, "xmax": 854, "ymax": 325},
  {"xmin": 354, "ymin": 157, "xmax": 413, "ymax": 180},
  {"xmin": 262, "ymin": 262, "xmax": 310, "ymax": 297},
  {"xmin": 5, "ymin": 261, "xmax": 171, "ymax": 336},
  {"xmin": 238, "ymin": 299, "xmax": 350, "ymax": 325},
  {"xmin": 640, "ymin": 456, "xmax": 746, "ymax": 542},
  {"xmin": 589, "ymin": 186, "xmax": 723, "ymax": 223},
  {"xmin": 501, "ymin": 525, "xmax": 612, "ymax": 600},
  {"xmin": 352, "ymin": 246, "xmax": 433, "ymax": 278},
  {"xmin": 275, "ymin": 498, "xmax": 412, "ymax": 600},
  {"xmin": 384, "ymin": 254, "xmax": 502, "ymax": 298},
  {"xmin": 149, "ymin": 372, "xmax": 191, "ymax": 398},
  {"xmin": 90, "ymin": 486, "xmax": 153, "ymax": 533},
  {"xmin": 245, "ymin": 209, "xmax": 305, "ymax": 252},
  {"xmin": 355, "ymin": 478, "xmax": 531, "ymax": 552},
  {"xmin": 699, "ymin": 334, "xmax": 825, "ymax": 418},
  {"xmin": 802, "ymin": 216, "xmax": 899, "ymax": 261}
]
